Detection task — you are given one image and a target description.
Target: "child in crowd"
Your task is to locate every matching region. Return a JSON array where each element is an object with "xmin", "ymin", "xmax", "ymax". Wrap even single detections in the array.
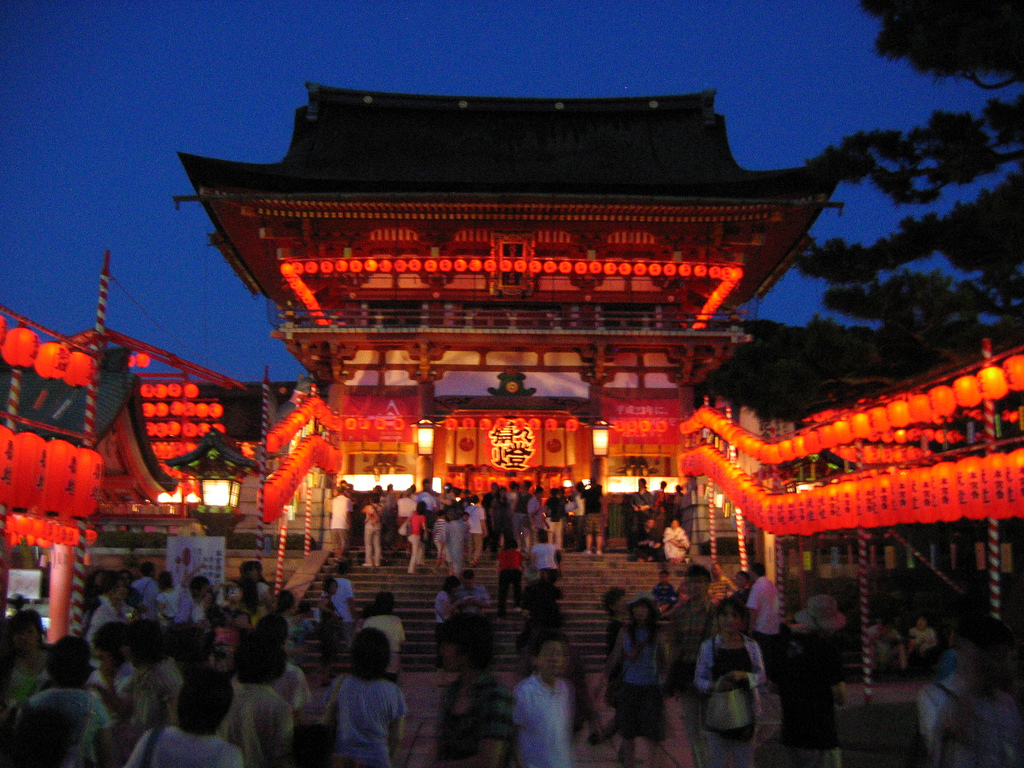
[
  {"xmin": 652, "ymin": 568, "xmax": 678, "ymax": 614},
  {"xmin": 514, "ymin": 630, "xmax": 574, "ymax": 768}
]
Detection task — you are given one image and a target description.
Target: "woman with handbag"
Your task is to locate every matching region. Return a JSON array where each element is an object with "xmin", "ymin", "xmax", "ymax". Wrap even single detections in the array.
[{"xmin": 694, "ymin": 597, "xmax": 766, "ymax": 768}]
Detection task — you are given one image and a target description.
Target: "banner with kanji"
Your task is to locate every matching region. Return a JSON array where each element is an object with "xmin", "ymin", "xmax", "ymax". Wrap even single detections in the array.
[
  {"xmin": 603, "ymin": 396, "xmax": 681, "ymax": 444},
  {"xmin": 336, "ymin": 395, "xmax": 416, "ymax": 443}
]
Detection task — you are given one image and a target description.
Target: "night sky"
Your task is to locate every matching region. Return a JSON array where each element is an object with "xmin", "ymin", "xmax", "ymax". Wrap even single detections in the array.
[{"xmin": 0, "ymin": 1, "xmax": 990, "ymax": 382}]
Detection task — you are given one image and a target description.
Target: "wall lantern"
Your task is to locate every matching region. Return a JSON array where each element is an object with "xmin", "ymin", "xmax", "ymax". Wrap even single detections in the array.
[
  {"xmin": 592, "ymin": 420, "xmax": 610, "ymax": 457},
  {"xmin": 417, "ymin": 419, "xmax": 435, "ymax": 456},
  {"xmin": 164, "ymin": 430, "xmax": 255, "ymax": 513}
]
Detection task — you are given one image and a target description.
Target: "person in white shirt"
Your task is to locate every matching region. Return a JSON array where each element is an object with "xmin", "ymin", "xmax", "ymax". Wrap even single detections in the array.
[
  {"xmin": 330, "ymin": 484, "xmax": 353, "ymax": 557},
  {"xmin": 123, "ymin": 667, "xmax": 242, "ymax": 768},
  {"xmin": 465, "ymin": 496, "xmax": 488, "ymax": 566},
  {"xmin": 514, "ymin": 630, "xmax": 574, "ymax": 768},
  {"xmin": 745, "ymin": 562, "xmax": 781, "ymax": 680},
  {"xmin": 530, "ymin": 530, "xmax": 559, "ymax": 572}
]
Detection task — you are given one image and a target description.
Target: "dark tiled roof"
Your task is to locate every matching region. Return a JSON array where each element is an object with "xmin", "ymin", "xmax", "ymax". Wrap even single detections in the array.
[
  {"xmin": 0, "ymin": 347, "xmax": 176, "ymax": 491},
  {"xmin": 180, "ymin": 85, "xmax": 830, "ymax": 199}
]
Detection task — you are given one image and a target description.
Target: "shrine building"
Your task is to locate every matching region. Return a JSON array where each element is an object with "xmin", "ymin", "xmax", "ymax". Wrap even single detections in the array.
[{"xmin": 179, "ymin": 84, "xmax": 834, "ymax": 498}]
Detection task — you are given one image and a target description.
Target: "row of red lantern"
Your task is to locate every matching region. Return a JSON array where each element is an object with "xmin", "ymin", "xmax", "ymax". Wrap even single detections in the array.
[
  {"xmin": 682, "ymin": 364, "xmax": 1024, "ymax": 464},
  {"xmin": 145, "ymin": 421, "xmax": 225, "ymax": 439},
  {"xmin": 262, "ymin": 434, "xmax": 342, "ymax": 523},
  {"xmin": 0, "ymin": 427, "xmax": 103, "ymax": 519},
  {"xmin": 614, "ymin": 419, "xmax": 670, "ymax": 436},
  {"xmin": 279, "ymin": 265, "xmax": 330, "ymax": 326},
  {"xmin": 141, "ymin": 401, "xmax": 224, "ymax": 419},
  {"xmin": 128, "ymin": 353, "xmax": 151, "ymax": 368},
  {"xmin": 0, "ymin": 323, "xmax": 95, "ymax": 387},
  {"xmin": 5, "ymin": 515, "xmax": 98, "ymax": 549},
  {"xmin": 681, "ymin": 444, "xmax": 1024, "ymax": 536},
  {"xmin": 692, "ymin": 276, "xmax": 740, "ymax": 330},
  {"xmin": 443, "ymin": 416, "xmax": 581, "ymax": 432},
  {"xmin": 150, "ymin": 442, "xmax": 200, "ymax": 460},
  {"xmin": 282, "ymin": 258, "xmax": 744, "ymax": 281},
  {"xmin": 140, "ymin": 382, "xmax": 201, "ymax": 399}
]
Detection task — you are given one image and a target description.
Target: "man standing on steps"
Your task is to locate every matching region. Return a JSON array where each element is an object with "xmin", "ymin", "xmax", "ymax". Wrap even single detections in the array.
[
  {"xmin": 331, "ymin": 559, "xmax": 357, "ymax": 651},
  {"xmin": 329, "ymin": 483, "xmax": 352, "ymax": 558},
  {"xmin": 746, "ymin": 562, "xmax": 781, "ymax": 680},
  {"xmin": 627, "ymin": 479, "xmax": 653, "ymax": 558},
  {"xmin": 582, "ymin": 481, "xmax": 604, "ymax": 555}
]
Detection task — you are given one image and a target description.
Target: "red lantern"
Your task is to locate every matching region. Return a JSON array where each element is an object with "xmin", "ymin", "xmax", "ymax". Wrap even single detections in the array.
[
  {"xmin": 565, "ymin": 418, "xmax": 579, "ymax": 432},
  {"xmin": 70, "ymin": 448, "xmax": 104, "ymax": 519},
  {"xmin": 929, "ymin": 386, "xmax": 957, "ymax": 418},
  {"xmin": 34, "ymin": 342, "xmax": 71, "ymax": 379},
  {"xmin": 41, "ymin": 439, "xmax": 77, "ymax": 515},
  {"xmin": 981, "ymin": 452, "xmax": 1010, "ymax": 519},
  {"xmin": 0, "ymin": 425, "xmax": 14, "ymax": 506},
  {"xmin": 1003, "ymin": 356, "xmax": 1024, "ymax": 391},
  {"xmin": 817, "ymin": 425, "xmax": 837, "ymax": 449},
  {"xmin": 460, "ymin": 417, "xmax": 476, "ymax": 430},
  {"xmin": 977, "ymin": 366, "xmax": 1009, "ymax": 401},
  {"xmin": 908, "ymin": 394, "xmax": 932, "ymax": 424},
  {"xmin": 832, "ymin": 419, "xmax": 852, "ymax": 445},
  {"xmin": 803, "ymin": 430, "xmax": 822, "ymax": 455},
  {"xmin": 851, "ymin": 413, "xmax": 872, "ymax": 440},
  {"xmin": 11, "ymin": 431, "xmax": 46, "ymax": 511},
  {"xmin": 868, "ymin": 407, "xmax": 889, "ymax": 434},
  {"xmin": 955, "ymin": 456, "xmax": 984, "ymax": 520},
  {"xmin": 85, "ymin": 529, "xmax": 98, "ymax": 546},
  {"xmin": 886, "ymin": 400, "xmax": 911, "ymax": 428},
  {"xmin": 952, "ymin": 375, "xmax": 982, "ymax": 408},
  {"xmin": 544, "ymin": 418, "xmax": 558, "ymax": 431},
  {"xmin": 777, "ymin": 440, "xmax": 795, "ymax": 462},
  {"xmin": 930, "ymin": 461, "xmax": 959, "ymax": 522},
  {"xmin": 1, "ymin": 327, "xmax": 40, "ymax": 368},
  {"xmin": 1005, "ymin": 448, "xmax": 1024, "ymax": 512},
  {"xmin": 0, "ymin": 316, "xmax": 6, "ymax": 347}
]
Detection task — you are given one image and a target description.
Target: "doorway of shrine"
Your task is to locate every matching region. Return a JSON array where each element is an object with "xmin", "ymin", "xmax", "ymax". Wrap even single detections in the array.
[{"xmin": 437, "ymin": 412, "xmax": 590, "ymax": 495}]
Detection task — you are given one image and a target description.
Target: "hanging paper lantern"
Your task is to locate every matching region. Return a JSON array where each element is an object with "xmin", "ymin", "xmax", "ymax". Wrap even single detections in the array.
[
  {"xmin": 930, "ymin": 461, "xmax": 959, "ymax": 522},
  {"xmin": 1003, "ymin": 356, "xmax": 1024, "ymax": 391},
  {"xmin": 544, "ymin": 418, "xmax": 558, "ymax": 431},
  {"xmin": 69, "ymin": 448, "xmax": 104, "ymax": 519},
  {"xmin": 41, "ymin": 439, "xmax": 77, "ymax": 515},
  {"xmin": 11, "ymin": 431, "xmax": 46, "ymax": 511},
  {"xmin": 817, "ymin": 424, "xmax": 838, "ymax": 450},
  {"xmin": 478, "ymin": 418, "xmax": 493, "ymax": 431},
  {"xmin": 803, "ymin": 430, "xmax": 822, "ymax": 455},
  {"xmin": 868, "ymin": 407, "xmax": 890, "ymax": 434},
  {"xmin": 955, "ymin": 455, "xmax": 985, "ymax": 519},
  {"xmin": 929, "ymin": 385, "xmax": 957, "ymax": 418},
  {"xmin": 34, "ymin": 342, "xmax": 72, "ymax": 379},
  {"xmin": 461, "ymin": 417, "xmax": 476, "ymax": 430},
  {"xmin": 777, "ymin": 440, "xmax": 795, "ymax": 463},
  {"xmin": 851, "ymin": 413, "xmax": 872, "ymax": 440},
  {"xmin": 886, "ymin": 400, "xmax": 911, "ymax": 429},
  {"xmin": 528, "ymin": 418, "xmax": 541, "ymax": 430},
  {"xmin": 565, "ymin": 418, "xmax": 579, "ymax": 432},
  {"xmin": 85, "ymin": 529, "xmax": 98, "ymax": 545},
  {"xmin": 1004, "ymin": 448, "xmax": 1024, "ymax": 512},
  {"xmin": 0, "ymin": 425, "xmax": 15, "ymax": 506},
  {"xmin": 952, "ymin": 375, "xmax": 982, "ymax": 408},
  {"xmin": 908, "ymin": 394, "xmax": 932, "ymax": 424},
  {"xmin": 977, "ymin": 366, "xmax": 1009, "ymax": 401},
  {"xmin": 981, "ymin": 452, "xmax": 1010, "ymax": 519},
  {"xmin": 1, "ymin": 327, "xmax": 40, "ymax": 368},
  {"xmin": 832, "ymin": 419, "xmax": 853, "ymax": 445},
  {"xmin": 0, "ymin": 316, "xmax": 6, "ymax": 347}
]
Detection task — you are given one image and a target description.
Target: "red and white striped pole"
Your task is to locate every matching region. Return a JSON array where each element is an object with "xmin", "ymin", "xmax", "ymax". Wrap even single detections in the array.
[
  {"xmin": 775, "ymin": 535, "xmax": 786, "ymax": 622},
  {"xmin": 707, "ymin": 484, "xmax": 718, "ymax": 568},
  {"xmin": 1, "ymin": 363, "xmax": 22, "ymax": 616},
  {"xmin": 982, "ymin": 339, "xmax": 1001, "ymax": 619},
  {"xmin": 274, "ymin": 508, "xmax": 288, "ymax": 596},
  {"xmin": 256, "ymin": 368, "xmax": 270, "ymax": 534},
  {"xmin": 734, "ymin": 506, "xmax": 749, "ymax": 573},
  {"xmin": 70, "ymin": 252, "xmax": 110, "ymax": 635},
  {"xmin": 303, "ymin": 478, "xmax": 313, "ymax": 557},
  {"xmin": 858, "ymin": 527, "xmax": 873, "ymax": 703}
]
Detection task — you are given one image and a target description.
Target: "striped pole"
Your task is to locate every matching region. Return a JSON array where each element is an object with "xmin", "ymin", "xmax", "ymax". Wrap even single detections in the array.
[
  {"xmin": 256, "ymin": 368, "xmax": 270, "ymax": 534},
  {"xmin": 775, "ymin": 535, "xmax": 786, "ymax": 622},
  {"xmin": 70, "ymin": 252, "xmax": 110, "ymax": 635},
  {"xmin": 734, "ymin": 506, "xmax": 749, "ymax": 572},
  {"xmin": 4, "ymin": 367, "xmax": 21, "ymax": 430},
  {"xmin": 885, "ymin": 530, "xmax": 965, "ymax": 594},
  {"xmin": 707, "ymin": 484, "xmax": 718, "ymax": 567},
  {"xmin": 274, "ymin": 507, "xmax": 288, "ymax": 595},
  {"xmin": 1, "ymin": 365, "xmax": 22, "ymax": 616},
  {"xmin": 982, "ymin": 339, "xmax": 1001, "ymax": 619},
  {"xmin": 858, "ymin": 527, "xmax": 873, "ymax": 703},
  {"xmin": 303, "ymin": 478, "xmax": 313, "ymax": 557}
]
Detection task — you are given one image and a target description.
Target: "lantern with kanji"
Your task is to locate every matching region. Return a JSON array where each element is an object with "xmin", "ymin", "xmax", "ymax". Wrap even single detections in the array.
[
  {"xmin": 11, "ymin": 431, "xmax": 47, "ymax": 510},
  {"xmin": 1, "ymin": 327, "xmax": 40, "ymax": 368},
  {"xmin": 41, "ymin": 439, "xmax": 78, "ymax": 516}
]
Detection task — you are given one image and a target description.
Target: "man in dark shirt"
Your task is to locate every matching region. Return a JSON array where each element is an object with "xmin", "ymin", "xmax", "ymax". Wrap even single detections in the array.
[{"xmin": 776, "ymin": 595, "xmax": 847, "ymax": 767}]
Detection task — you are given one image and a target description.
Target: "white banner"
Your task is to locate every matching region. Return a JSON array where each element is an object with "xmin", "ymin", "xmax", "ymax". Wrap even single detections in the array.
[{"xmin": 166, "ymin": 536, "xmax": 226, "ymax": 591}]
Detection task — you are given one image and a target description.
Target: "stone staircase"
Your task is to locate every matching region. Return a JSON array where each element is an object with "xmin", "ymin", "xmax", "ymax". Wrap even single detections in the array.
[{"xmin": 303, "ymin": 550, "xmax": 717, "ymax": 673}]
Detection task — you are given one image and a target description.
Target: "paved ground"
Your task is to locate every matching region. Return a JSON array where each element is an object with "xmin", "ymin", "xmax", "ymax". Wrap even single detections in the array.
[{"xmin": 306, "ymin": 670, "xmax": 924, "ymax": 768}]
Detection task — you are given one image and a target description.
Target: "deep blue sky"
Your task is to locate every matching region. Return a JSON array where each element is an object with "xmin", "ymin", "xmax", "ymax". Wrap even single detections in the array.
[{"xmin": 0, "ymin": 1, "xmax": 991, "ymax": 382}]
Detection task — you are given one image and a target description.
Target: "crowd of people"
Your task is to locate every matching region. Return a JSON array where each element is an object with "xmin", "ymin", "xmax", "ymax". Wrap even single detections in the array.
[{"xmin": 1, "ymin": 477, "xmax": 1020, "ymax": 768}]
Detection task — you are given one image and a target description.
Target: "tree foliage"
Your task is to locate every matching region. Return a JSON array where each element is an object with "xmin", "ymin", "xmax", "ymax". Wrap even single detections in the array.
[{"xmin": 712, "ymin": 1, "xmax": 1024, "ymax": 420}]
